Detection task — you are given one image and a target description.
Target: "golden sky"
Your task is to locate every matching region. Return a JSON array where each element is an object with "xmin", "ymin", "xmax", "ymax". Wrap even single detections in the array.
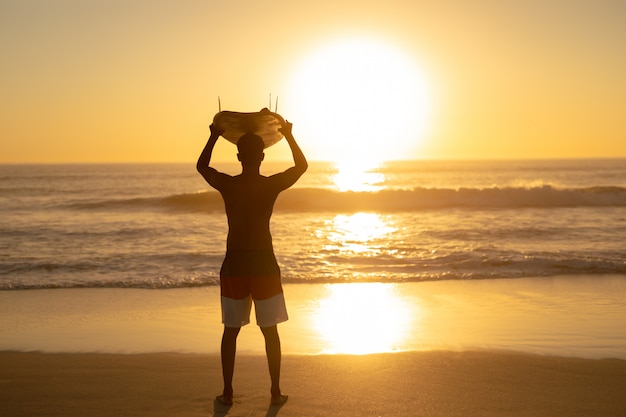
[{"xmin": 1, "ymin": 0, "xmax": 625, "ymax": 163}]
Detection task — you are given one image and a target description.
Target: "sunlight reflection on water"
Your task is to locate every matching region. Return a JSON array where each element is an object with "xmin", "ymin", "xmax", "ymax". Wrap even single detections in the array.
[
  {"xmin": 310, "ymin": 283, "xmax": 417, "ymax": 354},
  {"xmin": 332, "ymin": 160, "xmax": 385, "ymax": 192},
  {"xmin": 324, "ymin": 213, "xmax": 398, "ymax": 254}
]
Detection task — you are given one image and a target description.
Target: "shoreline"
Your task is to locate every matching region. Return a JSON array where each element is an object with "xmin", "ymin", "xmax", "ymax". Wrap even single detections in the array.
[
  {"xmin": 2, "ymin": 350, "xmax": 625, "ymax": 417},
  {"xmin": 1, "ymin": 275, "xmax": 626, "ymax": 359}
]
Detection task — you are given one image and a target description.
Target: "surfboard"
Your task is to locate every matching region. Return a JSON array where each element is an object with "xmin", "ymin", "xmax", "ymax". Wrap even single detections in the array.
[{"xmin": 213, "ymin": 108, "xmax": 286, "ymax": 149}]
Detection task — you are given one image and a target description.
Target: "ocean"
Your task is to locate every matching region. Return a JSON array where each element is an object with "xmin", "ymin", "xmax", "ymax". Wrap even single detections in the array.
[{"xmin": 1, "ymin": 159, "xmax": 625, "ymax": 290}]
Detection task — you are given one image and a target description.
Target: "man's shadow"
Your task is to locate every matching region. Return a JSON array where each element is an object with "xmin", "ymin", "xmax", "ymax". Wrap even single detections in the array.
[{"xmin": 213, "ymin": 398, "xmax": 286, "ymax": 417}]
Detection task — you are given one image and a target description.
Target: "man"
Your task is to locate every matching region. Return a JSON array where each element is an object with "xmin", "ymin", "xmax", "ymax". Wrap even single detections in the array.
[{"xmin": 196, "ymin": 120, "xmax": 307, "ymax": 406}]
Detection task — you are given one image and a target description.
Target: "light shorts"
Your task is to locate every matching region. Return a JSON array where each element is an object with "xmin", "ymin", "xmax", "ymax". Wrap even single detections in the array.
[{"xmin": 219, "ymin": 250, "xmax": 288, "ymax": 328}]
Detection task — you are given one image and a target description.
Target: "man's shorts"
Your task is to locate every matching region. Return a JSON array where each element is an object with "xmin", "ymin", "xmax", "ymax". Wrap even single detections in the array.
[{"xmin": 219, "ymin": 250, "xmax": 288, "ymax": 328}]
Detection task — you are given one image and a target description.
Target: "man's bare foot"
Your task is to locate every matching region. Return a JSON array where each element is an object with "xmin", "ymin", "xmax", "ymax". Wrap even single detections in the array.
[
  {"xmin": 270, "ymin": 394, "xmax": 288, "ymax": 406},
  {"xmin": 215, "ymin": 394, "xmax": 233, "ymax": 406}
]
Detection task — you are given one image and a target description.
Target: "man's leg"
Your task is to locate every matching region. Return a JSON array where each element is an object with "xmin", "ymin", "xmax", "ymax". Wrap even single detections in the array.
[
  {"xmin": 219, "ymin": 326, "xmax": 241, "ymax": 405},
  {"xmin": 260, "ymin": 325, "xmax": 288, "ymax": 405}
]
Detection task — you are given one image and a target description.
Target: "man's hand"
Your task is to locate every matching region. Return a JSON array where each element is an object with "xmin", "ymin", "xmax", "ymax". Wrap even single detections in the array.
[
  {"xmin": 278, "ymin": 121, "xmax": 293, "ymax": 138},
  {"xmin": 210, "ymin": 123, "xmax": 224, "ymax": 139}
]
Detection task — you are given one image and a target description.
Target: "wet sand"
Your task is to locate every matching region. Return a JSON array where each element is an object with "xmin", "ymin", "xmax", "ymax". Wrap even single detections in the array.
[{"xmin": 1, "ymin": 276, "xmax": 626, "ymax": 357}]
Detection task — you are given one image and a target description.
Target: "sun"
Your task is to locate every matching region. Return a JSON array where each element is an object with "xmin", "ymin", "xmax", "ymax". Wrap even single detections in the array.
[{"xmin": 283, "ymin": 37, "xmax": 431, "ymax": 164}]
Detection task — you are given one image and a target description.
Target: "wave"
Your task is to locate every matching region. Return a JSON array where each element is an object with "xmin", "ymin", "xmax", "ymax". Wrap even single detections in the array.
[
  {"xmin": 0, "ymin": 276, "xmax": 220, "ymax": 291},
  {"xmin": 65, "ymin": 185, "xmax": 626, "ymax": 213},
  {"xmin": 3, "ymin": 270, "xmax": 625, "ymax": 291},
  {"xmin": 2, "ymin": 249, "xmax": 624, "ymax": 291}
]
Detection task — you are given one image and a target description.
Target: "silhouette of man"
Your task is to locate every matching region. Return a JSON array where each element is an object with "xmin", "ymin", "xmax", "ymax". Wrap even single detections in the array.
[{"xmin": 197, "ymin": 120, "xmax": 307, "ymax": 406}]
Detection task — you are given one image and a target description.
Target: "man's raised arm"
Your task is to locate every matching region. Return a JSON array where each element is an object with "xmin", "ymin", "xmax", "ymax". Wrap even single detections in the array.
[
  {"xmin": 280, "ymin": 121, "xmax": 308, "ymax": 178},
  {"xmin": 197, "ymin": 124, "xmax": 228, "ymax": 189}
]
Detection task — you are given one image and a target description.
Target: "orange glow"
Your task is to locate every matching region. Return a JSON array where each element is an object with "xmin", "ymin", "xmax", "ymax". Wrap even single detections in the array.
[{"xmin": 2, "ymin": 3, "xmax": 625, "ymax": 162}]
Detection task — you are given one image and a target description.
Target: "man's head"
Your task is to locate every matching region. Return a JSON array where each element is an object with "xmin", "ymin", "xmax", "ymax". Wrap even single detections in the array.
[{"xmin": 237, "ymin": 133, "xmax": 265, "ymax": 166}]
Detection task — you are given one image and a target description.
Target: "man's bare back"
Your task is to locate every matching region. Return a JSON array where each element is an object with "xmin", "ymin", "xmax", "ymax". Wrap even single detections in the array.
[{"xmin": 213, "ymin": 169, "xmax": 303, "ymax": 250}]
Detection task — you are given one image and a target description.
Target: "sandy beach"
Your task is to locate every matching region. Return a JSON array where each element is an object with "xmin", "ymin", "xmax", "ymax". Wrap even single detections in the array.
[
  {"xmin": 2, "ymin": 276, "xmax": 626, "ymax": 416},
  {"xmin": 2, "ymin": 350, "xmax": 625, "ymax": 417}
]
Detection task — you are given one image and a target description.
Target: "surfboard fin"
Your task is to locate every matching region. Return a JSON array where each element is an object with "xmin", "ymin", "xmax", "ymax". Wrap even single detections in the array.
[{"xmin": 269, "ymin": 94, "xmax": 279, "ymax": 113}]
